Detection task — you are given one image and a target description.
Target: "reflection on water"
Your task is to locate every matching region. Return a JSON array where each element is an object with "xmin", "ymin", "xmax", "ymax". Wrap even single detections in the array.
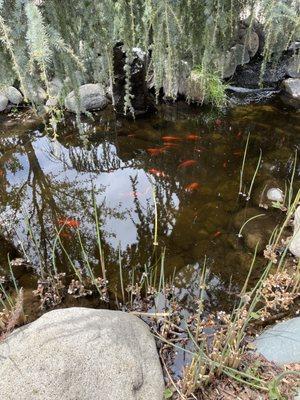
[{"xmin": 0, "ymin": 102, "xmax": 299, "ymax": 312}]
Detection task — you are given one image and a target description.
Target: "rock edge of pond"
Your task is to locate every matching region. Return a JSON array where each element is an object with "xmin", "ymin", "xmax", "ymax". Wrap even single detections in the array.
[{"xmin": 0, "ymin": 307, "xmax": 165, "ymax": 400}]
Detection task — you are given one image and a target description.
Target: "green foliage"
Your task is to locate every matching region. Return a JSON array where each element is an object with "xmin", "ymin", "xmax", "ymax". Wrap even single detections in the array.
[
  {"xmin": 188, "ymin": 66, "xmax": 227, "ymax": 108},
  {"xmin": 0, "ymin": 0, "xmax": 299, "ymax": 109}
]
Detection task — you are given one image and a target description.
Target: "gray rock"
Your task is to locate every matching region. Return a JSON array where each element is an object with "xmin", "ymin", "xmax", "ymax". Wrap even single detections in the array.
[
  {"xmin": 246, "ymin": 31, "xmax": 259, "ymax": 58},
  {"xmin": 233, "ymin": 44, "xmax": 250, "ymax": 66},
  {"xmin": 286, "ymin": 55, "xmax": 300, "ymax": 78},
  {"xmin": 282, "ymin": 78, "xmax": 300, "ymax": 101},
  {"xmin": 0, "ymin": 307, "xmax": 164, "ymax": 400},
  {"xmin": 289, "ymin": 206, "xmax": 300, "ymax": 258},
  {"xmin": 266, "ymin": 188, "xmax": 284, "ymax": 202},
  {"xmin": 26, "ymin": 84, "xmax": 47, "ymax": 104},
  {"xmin": 254, "ymin": 317, "xmax": 300, "ymax": 365},
  {"xmin": 65, "ymin": 83, "xmax": 109, "ymax": 113},
  {"xmin": 219, "ymin": 50, "xmax": 237, "ymax": 78},
  {"xmin": 45, "ymin": 98, "xmax": 58, "ymax": 108},
  {"xmin": 0, "ymin": 94, "xmax": 8, "ymax": 111},
  {"xmin": 48, "ymin": 78, "xmax": 63, "ymax": 97},
  {"xmin": 2, "ymin": 86, "xmax": 23, "ymax": 105}
]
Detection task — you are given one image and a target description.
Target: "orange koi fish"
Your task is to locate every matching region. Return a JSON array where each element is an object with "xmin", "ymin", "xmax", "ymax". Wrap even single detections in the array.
[
  {"xmin": 185, "ymin": 182, "xmax": 200, "ymax": 192},
  {"xmin": 178, "ymin": 160, "xmax": 197, "ymax": 168},
  {"xmin": 163, "ymin": 142, "xmax": 179, "ymax": 148},
  {"xmin": 186, "ymin": 134, "xmax": 199, "ymax": 141},
  {"xmin": 195, "ymin": 146, "xmax": 207, "ymax": 153},
  {"xmin": 59, "ymin": 231, "xmax": 73, "ymax": 239},
  {"xmin": 147, "ymin": 148, "xmax": 165, "ymax": 156},
  {"xmin": 148, "ymin": 168, "xmax": 166, "ymax": 178},
  {"xmin": 58, "ymin": 218, "xmax": 80, "ymax": 228},
  {"xmin": 162, "ymin": 136, "xmax": 181, "ymax": 142},
  {"xmin": 213, "ymin": 231, "xmax": 222, "ymax": 237}
]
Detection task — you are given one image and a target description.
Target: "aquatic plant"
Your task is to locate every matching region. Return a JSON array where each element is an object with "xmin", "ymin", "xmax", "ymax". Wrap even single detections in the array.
[{"xmin": 0, "ymin": 0, "xmax": 299, "ymax": 112}]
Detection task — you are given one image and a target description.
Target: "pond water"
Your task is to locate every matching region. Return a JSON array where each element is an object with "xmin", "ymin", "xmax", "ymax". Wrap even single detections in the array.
[{"xmin": 0, "ymin": 101, "xmax": 299, "ymax": 319}]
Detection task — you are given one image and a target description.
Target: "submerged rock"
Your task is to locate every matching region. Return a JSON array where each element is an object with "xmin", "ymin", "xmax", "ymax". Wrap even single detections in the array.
[
  {"xmin": 289, "ymin": 206, "xmax": 300, "ymax": 258},
  {"xmin": 266, "ymin": 188, "xmax": 284, "ymax": 202},
  {"xmin": 254, "ymin": 317, "xmax": 300, "ymax": 365},
  {"xmin": 65, "ymin": 83, "xmax": 109, "ymax": 113},
  {"xmin": 233, "ymin": 208, "xmax": 279, "ymax": 253},
  {"xmin": 0, "ymin": 307, "xmax": 164, "ymax": 400},
  {"xmin": 0, "ymin": 94, "xmax": 8, "ymax": 112}
]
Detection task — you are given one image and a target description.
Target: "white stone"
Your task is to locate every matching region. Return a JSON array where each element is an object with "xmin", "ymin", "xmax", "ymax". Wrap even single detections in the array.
[
  {"xmin": 266, "ymin": 188, "xmax": 284, "ymax": 202},
  {"xmin": 65, "ymin": 83, "xmax": 109, "ymax": 113},
  {"xmin": 2, "ymin": 86, "xmax": 23, "ymax": 105},
  {"xmin": 282, "ymin": 78, "xmax": 300, "ymax": 101},
  {"xmin": 0, "ymin": 94, "xmax": 8, "ymax": 111},
  {"xmin": 289, "ymin": 206, "xmax": 300, "ymax": 258},
  {"xmin": 0, "ymin": 307, "xmax": 164, "ymax": 400}
]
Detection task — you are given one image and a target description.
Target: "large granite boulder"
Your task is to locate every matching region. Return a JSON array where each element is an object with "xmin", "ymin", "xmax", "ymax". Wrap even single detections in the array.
[
  {"xmin": 254, "ymin": 317, "xmax": 300, "ymax": 365},
  {"xmin": 65, "ymin": 83, "xmax": 109, "ymax": 113},
  {"xmin": 0, "ymin": 307, "xmax": 164, "ymax": 400}
]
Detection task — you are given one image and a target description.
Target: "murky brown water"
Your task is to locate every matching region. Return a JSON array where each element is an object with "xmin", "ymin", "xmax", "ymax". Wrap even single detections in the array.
[{"xmin": 0, "ymin": 101, "xmax": 299, "ymax": 318}]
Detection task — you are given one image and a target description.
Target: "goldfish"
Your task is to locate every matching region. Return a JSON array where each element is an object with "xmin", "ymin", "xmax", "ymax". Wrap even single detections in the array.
[
  {"xmin": 58, "ymin": 218, "xmax": 80, "ymax": 228},
  {"xmin": 233, "ymin": 151, "xmax": 243, "ymax": 156},
  {"xmin": 185, "ymin": 182, "xmax": 200, "ymax": 192},
  {"xmin": 236, "ymin": 132, "xmax": 242, "ymax": 139},
  {"xmin": 215, "ymin": 119, "xmax": 222, "ymax": 127},
  {"xmin": 213, "ymin": 231, "xmax": 222, "ymax": 237},
  {"xmin": 223, "ymin": 161, "xmax": 228, "ymax": 168},
  {"xmin": 178, "ymin": 160, "xmax": 197, "ymax": 168},
  {"xmin": 186, "ymin": 134, "xmax": 199, "ymax": 141},
  {"xmin": 163, "ymin": 142, "xmax": 179, "ymax": 148},
  {"xmin": 148, "ymin": 168, "xmax": 166, "ymax": 178},
  {"xmin": 195, "ymin": 146, "xmax": 207, "ymax": 153},
  {"xmin": 59, "ymin": 231, "xmax": 72, "ymax": 239},
  {"xmin": 162, "ymin": 136, "xmax": 181, "ymax": 142},
  {"xmin": 147, "ymin": 148, "xmax": 165, "ymax": 156}
]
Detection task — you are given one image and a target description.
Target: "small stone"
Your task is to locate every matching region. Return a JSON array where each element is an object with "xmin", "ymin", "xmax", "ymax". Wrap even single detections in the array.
[
  {"xmin": 289, "ymin": 206, "xmax": 300, "ymax": 258},
  {"xmin": 46, "ymin": 98, "xmax": 58, "ymax": 108},
  {"xmin": 254, "ymin": 317, "xmax": 300, "ymax": 365},
  {"xmin": 2, "ymin": 86, "xmax": 23, "ymax": 105},
  {"xmin": 266, "ymin": 188, "xmax": 284, "ymax": 202},
  {"xmin": 65, "ymin": 83, "xmax": 109, "ymax": 113},
  {"xmin": 0, "ymin": 94, "xmax": 8, "ymax": 111}
]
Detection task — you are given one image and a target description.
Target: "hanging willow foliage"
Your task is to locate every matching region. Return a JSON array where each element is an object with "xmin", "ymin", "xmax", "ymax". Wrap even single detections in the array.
[{"xmin": 0, "ymin": 0, "xmax": 299, "ymax": 110}]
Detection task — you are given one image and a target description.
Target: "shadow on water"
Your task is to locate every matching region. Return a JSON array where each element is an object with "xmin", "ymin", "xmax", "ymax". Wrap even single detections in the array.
[{"xmin": 0, "ymin": 101, "xmax": 299, "ymax": 317}]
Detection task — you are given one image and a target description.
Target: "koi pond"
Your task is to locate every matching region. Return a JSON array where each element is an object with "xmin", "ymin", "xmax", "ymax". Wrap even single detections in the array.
[{"xmin": 0, "ymin": 101, "xmax": 299, "ymax": 320}]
